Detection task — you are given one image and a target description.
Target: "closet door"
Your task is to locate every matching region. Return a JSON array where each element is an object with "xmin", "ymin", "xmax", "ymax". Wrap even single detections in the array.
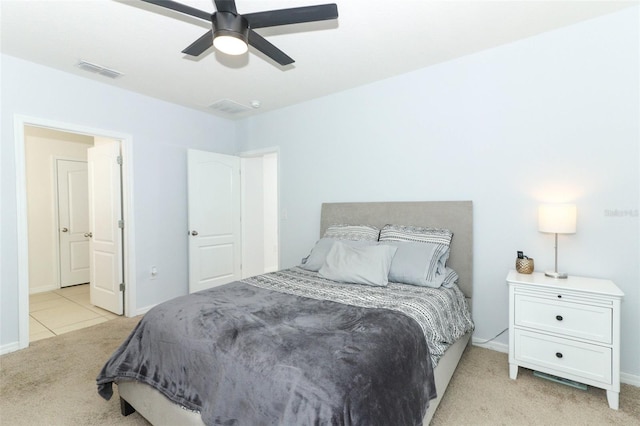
[{"xmin": 187, "ymin": 150, "xmax": 241, "ymax": 293}]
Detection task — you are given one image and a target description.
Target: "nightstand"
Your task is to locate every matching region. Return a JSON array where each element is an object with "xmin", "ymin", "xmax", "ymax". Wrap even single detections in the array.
[{"xmin": 507, "ymin": 270, "xmax": 624, "ymax": 409}]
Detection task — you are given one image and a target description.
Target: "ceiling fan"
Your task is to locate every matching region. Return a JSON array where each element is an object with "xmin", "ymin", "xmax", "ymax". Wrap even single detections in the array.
[{"xmin": 140, "ymin": 0, "xmax": 339, "ymax": 66}]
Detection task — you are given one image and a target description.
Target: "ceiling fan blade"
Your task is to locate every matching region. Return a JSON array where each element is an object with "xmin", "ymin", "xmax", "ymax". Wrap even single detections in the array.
[
  {"xmin": 182, "ymin": 31, "xmax": 213, "ymax": 56},
  {"xmin": 139, "ymin": 0, "xmax": 211, "ymax": 21},
  {"xmin": 244, "ymin": 4, "xmax": 338, "ymax": 29},
  {"xmin": 248, "ymin": 30, "xmax": 294, "ymax": 66},
  {"xmin": 214, "ymin": 0, "xmax": 237, "ymax": 14}
]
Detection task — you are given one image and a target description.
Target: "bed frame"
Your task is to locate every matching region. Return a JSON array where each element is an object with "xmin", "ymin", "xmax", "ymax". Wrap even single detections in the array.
[{"xmin": 117, "ymin": 201, "xmax": 473, "ymax": 425}]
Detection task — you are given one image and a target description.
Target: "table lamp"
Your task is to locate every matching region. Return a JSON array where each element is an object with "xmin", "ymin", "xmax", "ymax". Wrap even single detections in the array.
[{"xmin": 538, "ymin": 204, "xmax": 577, "ymax": 279}]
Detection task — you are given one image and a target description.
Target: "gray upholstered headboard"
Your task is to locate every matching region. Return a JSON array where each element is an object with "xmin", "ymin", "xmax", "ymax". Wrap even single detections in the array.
[{"xmin": 320, "ymin": 201, "xmax": 473, "ymax": 299}]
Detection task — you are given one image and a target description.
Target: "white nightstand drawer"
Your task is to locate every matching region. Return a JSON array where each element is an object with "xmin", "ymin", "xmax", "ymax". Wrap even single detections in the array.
[
  {"xmin": 514, "ymin": 329, "xmax": 612, "ymax": 384},
  {"xmin": 514, "ymin": 295, "xmax": 612, "ymax": 344}
]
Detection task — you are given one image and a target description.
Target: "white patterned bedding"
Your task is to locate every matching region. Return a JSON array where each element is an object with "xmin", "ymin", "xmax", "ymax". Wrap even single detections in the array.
[{"xmin": 243, "ymin": 267, "xmax": 475, "ymax": 367}]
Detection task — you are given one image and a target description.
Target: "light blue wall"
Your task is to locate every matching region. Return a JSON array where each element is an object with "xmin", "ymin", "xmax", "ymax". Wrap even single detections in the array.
[
  {"xmin": 238, "ymin": 7, "xmax": 639, "ymax": 377},
  {"xmin": 2, "ymin": 7, "xmax": 638, "ymax": 378},
  {"xmin": 1, "ymin": 55, "xmax": 236, "ymax": 346}
]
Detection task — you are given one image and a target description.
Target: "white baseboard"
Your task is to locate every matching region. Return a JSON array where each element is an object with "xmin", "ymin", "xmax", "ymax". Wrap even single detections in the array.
[
  {"xmin": 0, "ymin": 341, "xmax": 21, "ymax": 356},
  {"xmin": 472, "ymin": 338, "xmax": 639, "ymax": 387},
  {"xmin": 30, "ymin": 284, "xmax": 58, "ymax": 294},
  {"xmin": 621, "ymin": 372, "xmax": 640, "ymax": 387},
  {"xmin": 472, "ymin": 337, "xmax": 508, "ymax": 353},
  {"xmin": 133, "ymin": 304, "xmax": 156, "ymax": 317}
]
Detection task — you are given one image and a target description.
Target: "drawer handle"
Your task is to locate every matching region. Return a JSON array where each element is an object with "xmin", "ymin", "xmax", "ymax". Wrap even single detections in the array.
[
  {"xmin": 557, "ymin": 295, "xmax": 562, "ymax": 299},
  {"xmin": 556, "ymin": 315, "xmax": 563, "ymax": 321},
  {"xmin": 556, "ymin": 352, "xmax": 563, "ymax": 359}
]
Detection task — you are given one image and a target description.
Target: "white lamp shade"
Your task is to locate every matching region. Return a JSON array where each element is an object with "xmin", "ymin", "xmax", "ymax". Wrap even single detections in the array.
[{"xmin": 538, "ymin": 204, "xmax": 577, "ymax": 234}]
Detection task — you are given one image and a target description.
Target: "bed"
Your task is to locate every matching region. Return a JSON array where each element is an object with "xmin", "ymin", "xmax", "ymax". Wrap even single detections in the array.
[{"xmin": 97, "ymin": 201, "xmax": 474, "ymax": 425}]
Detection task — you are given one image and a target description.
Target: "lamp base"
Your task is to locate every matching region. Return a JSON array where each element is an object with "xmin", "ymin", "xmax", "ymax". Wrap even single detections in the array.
[{"xmin": 545, "ymin": 270, "xmax": 568, "ymax": 279}]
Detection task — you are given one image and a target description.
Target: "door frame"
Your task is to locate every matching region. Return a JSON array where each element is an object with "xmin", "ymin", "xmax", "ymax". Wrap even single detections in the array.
[
  {"xmin": 14, "ymin": 115, "xmax": 136, "ymax": 349},
  {"xmin": 239, "ymin": 147, "xmax": 281, "ymax": 274}
]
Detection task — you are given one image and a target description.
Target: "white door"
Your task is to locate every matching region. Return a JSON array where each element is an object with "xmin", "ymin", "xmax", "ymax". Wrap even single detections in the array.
[
  {"xmin": 57, "ymin": 159, "xmax": 90, "ymax": 287},
  {"xmin": 88, "ymin": 141, "xmax": 124, "ymax": 314},
  {"xmin": 188, "ymin": 150, "xmax": 241, "ymax": 293}
]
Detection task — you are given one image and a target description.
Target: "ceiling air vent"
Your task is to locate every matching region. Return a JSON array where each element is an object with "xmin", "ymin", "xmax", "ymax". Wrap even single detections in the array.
[
  {"xmin": 208, "ymin": 99, "xmax": 252, "ymax": 115},
  {"xmin": 76, "ymin": 60, "xmax": 123, "ymax": 79}
]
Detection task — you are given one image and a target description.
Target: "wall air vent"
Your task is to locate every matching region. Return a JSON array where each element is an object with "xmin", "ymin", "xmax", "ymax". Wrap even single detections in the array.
[
  {"xmin": 76, "ymin": 60, "xmax": 124, "ymax": 79},
  {"xmin": 208, "ymin": 99, "xmax": 252, "ymax": 115}
]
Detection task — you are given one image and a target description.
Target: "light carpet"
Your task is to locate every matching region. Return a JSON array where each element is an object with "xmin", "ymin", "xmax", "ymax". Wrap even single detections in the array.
[{"xmin": 1, "ymin": 316, "xmax": 638, "ymax": 425}]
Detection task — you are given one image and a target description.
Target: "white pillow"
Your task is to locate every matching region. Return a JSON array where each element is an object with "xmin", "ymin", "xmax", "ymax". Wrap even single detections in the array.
[{"xmin": 318, "ymin": 241, "xmax": 397, "ymax": 287}]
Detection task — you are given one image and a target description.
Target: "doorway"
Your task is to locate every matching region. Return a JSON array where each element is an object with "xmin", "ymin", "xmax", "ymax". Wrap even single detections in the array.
[
  {"xmin": 24, "ymin": 126, "xmax": 93, "ymax": 294},
  {"xmin": 186, "ymin": 148, "xmax": 280, "ymax": 291},
  {"xmin": 241, "ymin": 150, "xmax": 279, "ymax": 278},
  {"xmin": 14, "ymin": 116, "xmax": 136, "ymax": 350}
]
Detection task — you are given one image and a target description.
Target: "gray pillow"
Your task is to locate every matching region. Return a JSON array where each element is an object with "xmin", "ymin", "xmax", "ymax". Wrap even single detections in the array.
[
  {"xmin": 300, "ymin": 238, "xmax": 372, "ymax": 272},
  {"xmin": 318, "ymin": 241, "xmax": 397, "ymax": 287},
  {"xmin": 440, "ymin": 267, "xmax": 459, "ymax": 288},
  {"xmin": 379, "ymin": 224, "xmax": 453, "ymax": 283},
  {"xmin": 382, "ymin": 241, "xmax": 451, "ymax": 286}
]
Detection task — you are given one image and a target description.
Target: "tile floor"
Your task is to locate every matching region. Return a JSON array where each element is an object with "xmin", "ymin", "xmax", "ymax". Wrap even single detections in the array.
[{"xmin": 29, "ymin": 284, "xmax": 119, "ymax": 342}]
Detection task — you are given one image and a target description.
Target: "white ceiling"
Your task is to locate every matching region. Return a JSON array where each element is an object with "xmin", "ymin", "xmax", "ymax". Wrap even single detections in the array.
[{"xmin": 1, "ymin": 1, "xmax": 635, "ymax": 119}]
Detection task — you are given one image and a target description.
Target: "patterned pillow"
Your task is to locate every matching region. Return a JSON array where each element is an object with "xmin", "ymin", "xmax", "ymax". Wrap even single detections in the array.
[
  {"xmin": 379, "ymin": 224, "xmax": 453, "ymax": 285},
  {"xmin": 440, "ymin": 267, "xmax": 460, "ymax": 288},
  {"xmin": 379, "ymin": 224, "xmax": 453, "ymax": 246},
  {"xmin": 323, "ymin": 224, "xmax": 380, "ymax": 242}
]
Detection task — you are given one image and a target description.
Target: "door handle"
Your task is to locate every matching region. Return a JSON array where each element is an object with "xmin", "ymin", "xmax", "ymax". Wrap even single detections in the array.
[
  {"xmin": 191, "ymin": 230, "xmax": 198, "ymax": 236},
  {"xmin": 61, "ymin": 227, "xmax": 68, "ymax": 232},
  {"xmin": 84, "ymin": 232, "xmax": 93, "ymax": 238}
]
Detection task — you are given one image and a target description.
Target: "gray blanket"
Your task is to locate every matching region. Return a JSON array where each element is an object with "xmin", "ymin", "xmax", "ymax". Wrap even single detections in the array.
[{"xmin": 97, "ymin": 277, "xmax": 441, "ymax": 425}]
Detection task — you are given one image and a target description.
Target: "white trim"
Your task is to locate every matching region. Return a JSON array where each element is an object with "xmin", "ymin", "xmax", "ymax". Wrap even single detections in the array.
[
  {"xmin": 238, "ymin": 146, "xmax": 280, "ymax": 158},
  {"xmin": 621, "ymin": 372, "xmax": 640, "ymax": 387},
  {"xmin": 13, "ymin": 115, "xmax": 137, "ymax": 354},
  {"xmin": 135, "ymin": 304, "xmax": 157, "ymax": 317},
  {"xmin": 14, "ymin": 119, "xmax": 29, "ymax": 351},
  {"xmin": 52, "ymin": 158, "xmax": 60, "ymax": 289},
  {"xmin": 0, "ymin": 341, "xmax": 22, "ymax": 356},
  {"xmin": 120, "ymin": 135, "xmax": 137, "ymax": 318},
  {"xmin": 472, "ymin": 337, "xmax": 508, "ymax": 354},
  {"xmin": 29, "ymin": 285, "xmax": 58, "ymax": 295}
]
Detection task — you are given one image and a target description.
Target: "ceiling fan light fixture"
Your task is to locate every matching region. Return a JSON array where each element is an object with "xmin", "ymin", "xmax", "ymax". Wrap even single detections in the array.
[
  {"xmin": 212, "ymin": 12, "xmax": 249, "ymax": 56},
  {"xmin": 141, "ymin": 0, "xmax": 338, "ymax": 65},
  {"xmin": 213, "ymin": 33, "xmax": 248, "ymax": 55}
]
